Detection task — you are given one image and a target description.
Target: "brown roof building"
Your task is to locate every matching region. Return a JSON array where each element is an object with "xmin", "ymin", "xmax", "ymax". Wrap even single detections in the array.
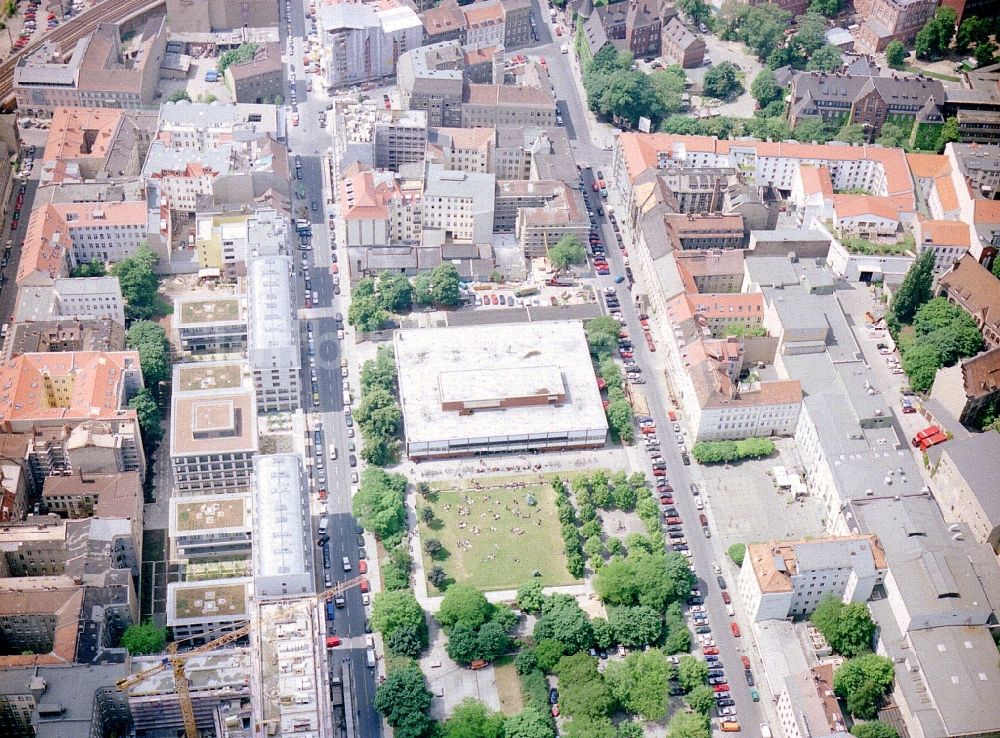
[
  {"xmin": 930, "ymin": 346, "xmax": 1000, "ymax": 426},
  {"xmin": 4, "ymin": 318, "xmax": 126, "ymax": 361},
  {"xmin": 664, "ymin": 213, "xmax": 745, "ymax": 250},
  {"xmin": 224, "ymin": 42, "xmax": 283, "ymax": 104},
  {"xmin": 660, "ymin": 17, "xmax": 705, "ymax": 69},
  {"xmin": 937, "ymin": 254, "xmax": 1000, "ymax": 349},
  {"xmin": 854, "ymin": 0, "xmax": 938, "ymax": 54},
  {"xmin": 421, "ymin": 0, "xmax": 466, "ymax": 44}
]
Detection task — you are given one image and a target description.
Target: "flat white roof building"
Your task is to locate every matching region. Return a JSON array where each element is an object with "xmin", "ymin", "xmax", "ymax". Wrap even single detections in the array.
[
  {"xmin": 247, "ymin": 255, "xmax": 300, "ymax": 412},
  {"xmin": 394, "ymin": 321, "xmax": 608, "ymax": 458},
  {"xmin": 252, "ymin": 454, "xmax": 312, "ymax": 598}
]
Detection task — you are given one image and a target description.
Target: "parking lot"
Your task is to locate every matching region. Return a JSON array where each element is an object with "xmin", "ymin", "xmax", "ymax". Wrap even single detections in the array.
[{"xmin": 697, "ymin": 439, "xmax": 829, "ymax": 550}]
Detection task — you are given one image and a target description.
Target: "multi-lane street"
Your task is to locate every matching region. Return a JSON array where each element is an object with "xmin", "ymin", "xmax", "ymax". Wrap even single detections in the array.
[{"xmin": 278, "ymin": 1, "xmax": 382, "ymax": 735}]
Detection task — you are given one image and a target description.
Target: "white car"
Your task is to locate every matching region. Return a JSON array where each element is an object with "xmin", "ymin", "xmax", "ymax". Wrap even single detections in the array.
[
  {"xmin": 341, "ymin": 366, "xmax": 348, "ymax": 377},
  {"xmin": 713, "ymin": 563, "xmax": 722, "ymax": 574}
]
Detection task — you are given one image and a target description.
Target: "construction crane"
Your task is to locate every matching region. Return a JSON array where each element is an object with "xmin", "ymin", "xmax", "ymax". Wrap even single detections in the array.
[{"xmin": 117, "ymin": 574, "xmax": 370, "ymax": 738}]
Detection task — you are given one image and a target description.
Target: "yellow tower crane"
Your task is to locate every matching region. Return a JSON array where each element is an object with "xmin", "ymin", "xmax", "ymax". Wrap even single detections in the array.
[{"xmin": 117, "ymin": 574, "xmax": 370, "ymax": 738}]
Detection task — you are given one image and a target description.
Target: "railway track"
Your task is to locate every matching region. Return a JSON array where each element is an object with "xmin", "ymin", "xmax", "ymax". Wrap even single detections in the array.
[{"xmin": 0, "ymin": 0, "xmax": 166, "ymax": 105}]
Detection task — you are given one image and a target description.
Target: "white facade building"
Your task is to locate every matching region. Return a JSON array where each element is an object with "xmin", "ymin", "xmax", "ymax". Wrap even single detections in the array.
[
  {"xmin": 247, "ymin": 255, "xmax": 300, "ymax": 412},
  {"xmin": 319, "ymin": 2, "xmax": 423, "ymax": 89},
  {"xmin": 52, "ymin": 276, "xmax": 126, "ymax": 324},
  {"xmin": 252, "ymin": 454, "xmax": 312, "ymax": 598}
]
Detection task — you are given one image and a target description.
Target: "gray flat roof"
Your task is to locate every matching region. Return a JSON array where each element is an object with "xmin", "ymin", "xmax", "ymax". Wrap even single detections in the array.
[
  {"xmin": 248, "ymin": 255, "xmax": 297, "ymax": 354},
  {"xmin": 253, "ymin": 454, "xmax": 307, "ymax": 581},
  {"xmin": 940, "ymin": 433, "xmax": 1000, "ymax": 526},
  {"xmin": 394, "ymin": 321, "xmax": 608, "ymax": 446}
]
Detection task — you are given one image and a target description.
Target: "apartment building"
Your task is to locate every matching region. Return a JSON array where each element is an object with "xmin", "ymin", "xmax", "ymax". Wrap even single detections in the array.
[
  {"xmin": 428, "ymin": 126, "xmax": 495, "ymax": 173},
  {"xmin": 775, "ymin": 664, "xmax": 849, "ymax": 738},
  {"xmin": 166, "ymin": 577, "xmax": 253, "ymax": 642},
  {"xmin": 155, "ymin": 101, "xmax": 280, "ymax": 152},
  {"xmin": 339, "ymin": 163, "xmax": 422, "ymax": 248},
  {"xmin": 423, "ymin": 164, "xmax": 496, "ymax": 244},
  {"xmin": 252, "ymin": 454, "xmax": 311, "ymax": 597},
  {"xmin": 492, "ymin": 180, "xmax": 588, "ymax": 256},
  {"xmin": 421, "ymin": 0, "xmax": 466, "ymax": 44},
  {"xmin": 14, "ymin": 19, "xmax": 167, "ymax": 116},
  {"xmin": 933, "ymin": 433, "xmax": 1000, "ymax": 551},
  {"xmin": 788, "ymin": 71, "xmax": 945, "ymax": 141},
  {"xmin": 583, "ymin": 0, "xmax": 675, "ymax": 58},
  {"xmin": 397, "ymin": 41, "xmax": 466, "ymax": 128},
  {"xmin": 374, "ymin": 109, "xmax": 430, "ymax": 171},
  {"xmin": 660, "ymin": 18, "xmax": 705, "ymax": 69},
  {"xmin": 462, "ymin": 83, "xmax": 557, "ymax": 127},
  {"xmin": 169, "ymin": 492, "xmax": 252, "ymax": 561},
  {"xmin": 738, "ymin": 535, "xmax": 887, "ymax": 622},
  {"xmin": 462, "ymin": 0, "xmax": 505, "ymax": 49},
  {"xmin": 0, "ymin": 460, "xmax": 30, "ymax": 525},
  {"xmin": 855, "ymin": 0, "xmax": 938, "ymax": 53},
  {"xmin": 165, "ymin": 0, "xmax": 278, "ymax": 31},
  {"xmin": 40, "ymin": 471, "xmax": 142, "ymax": 524},
  {"xmin": 12, "ymin": 278, "xmax": 125, "ymax": 326},
  {"xmin": 664, "ymin": 213, "xmax": 745, "ymax": 250},
  {"xmin": 674, "ymin": 250, "xmax": 746, "ymax": 294},
  {"xmin": 247, "ymin": 255, "xmax": 301, "ymax": 412},
  {"xmin": 319, "ymin": 2, "xmax": 423, "ymax": 89},
  {"xmin": 142, "ymin": 144, "xmax": 231, "ymax": 217},
  {"xmin": 947, "ymin": 142, "xmax": 1000, "ymax": 200},
  {"xmin": 40, "ymin": 106, "xmax": 155, "ymax": 183},
  {"xmin": 914, "ymin": 218, "xmax": 972, "ymax": 275},
  {"xmin": 0, "ymin": 664, "xmax": 130, "ymax": 738},
  {"xmin": 127, "ymin": 649, "xmax": 251, "ymax": 738},
  {"xmin": 936, "ymin": 254, "xmax": 1000, "ymax": 348},
  {"xmin": 169, "ymin": 363, "xmax": 258, "ymax": 494},
  {"xmin": 224, "ymin": 42, "xmax": 284, "ymax": 104},
  {"xmin": 173, "ymin": 293, "xmax": 249, "ymax": 354},
  {"xmin": 0, "ymin": 118, "xmax": 18, "ymax": 237},
  {"xmin": 16, "ymin": 202, "xmax": 150, "ymax": 286}
]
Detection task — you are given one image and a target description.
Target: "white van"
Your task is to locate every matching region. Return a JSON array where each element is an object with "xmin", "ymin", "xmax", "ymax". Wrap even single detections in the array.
[
  {"xmin": 318, "ymin": 517, "xmax": 329, "ymax": 535},
  {"xmin": 365, "ymin": 648, "xmax": 377, "ymax": 668},
  {"xmin": 342, "ymin": 556, "xmax": 351, "ymax": 571},
  {"xmin": 726, "ymin": 605, "xmax": 736, "ymax": 617}
]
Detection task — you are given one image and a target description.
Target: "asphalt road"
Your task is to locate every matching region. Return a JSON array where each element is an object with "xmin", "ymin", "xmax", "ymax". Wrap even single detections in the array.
[
  {"xmin": 579, "ymin": 166, "xmax": 766, "ymax": 730},
  {"xmin": 279, "ymin": 0, "xmax": 382, "ymax": 735}
]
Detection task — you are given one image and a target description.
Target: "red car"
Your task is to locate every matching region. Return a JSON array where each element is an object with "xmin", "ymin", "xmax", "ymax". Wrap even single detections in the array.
[
  {"xmin": 359, "ymin": 560, "xmax": 368, "ymax": 574},
  {"xmin": 592, "ymin": 182, "xmax": 600, "ymax": 191},
  {"xmin": 660, "ymin": 495, "xmax": 673, "ymax": 504},
  {"xmin": 653, "ymin": 469, "xmax": 667, "ymax": 477},
  {"xmin": 665, "ymin": 516, "xmax": 682, "ymax": 525},
  {"xmin": 551, "ymin": 704, "xmax": 560, "ymax": 717},
  {"xmin": 641, "ymin": 426, "xmax": 657, "ymax": 435},
  {"xmin": 620, "ymin": 351, "xmax": 633, "ymax": 359},
  {"xmin": 713, "ymin": 684, "xmax": 730, "ymax": 693},
  {"xmin": 326, "ymin": 636, "xmax": 342, "ymax": 648},
  {"xmin": 703, "ymin": 646, "xmax": 719, "ymax": 656},
  {"xmin": 731, "ymin": 623, "xmax": 741, "ymax": 638},
  {"xmin": 360, "ymin": 579, "xmax": 370, "ymax": 593},
  {"xmin": 318, "ymin": 488, "xmax": 327, "ymax": 500},
  {"xmin": 10, "ymin": 221, "xmax": 17, "ymax": 232},
  {"xmin": 741, "ymin": 656, "xmax": 751, "ymax": 670},
  {"xmin": 721, "ymin": 591, "xmax": 731, "ymax": 604}
]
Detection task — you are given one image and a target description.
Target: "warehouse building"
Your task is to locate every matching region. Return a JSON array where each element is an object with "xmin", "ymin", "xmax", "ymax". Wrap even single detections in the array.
[{"xmin": 394, "ymin": 321, "xmax": 607, "ymax": 458}]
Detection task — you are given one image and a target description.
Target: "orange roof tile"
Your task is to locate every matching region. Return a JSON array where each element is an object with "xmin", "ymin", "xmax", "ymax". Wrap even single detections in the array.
[
  {"xmin": 906, "ymin": 152, "xmax": 950, "ymax": 179},
  {"xmin": 832, "ymin": 193, "xmax": 907, "ymax": 221},
  {"xmin": 974, "ymin": 199, "xmax": 1000, "ymax": 224},
  {"xmin": 918, "ymin": 219, "xmax": 971, "ymax": 247},
  {"xmin": 43, "ymin": 107, "xmax": 124, "ymax": 164},
  {"xmin": 933, "ymin": 174, "xmax": 961, "ymax": 214},
  {"xmin": 799, "ymin": 164, "xmax": 834, "ymax": 197}
]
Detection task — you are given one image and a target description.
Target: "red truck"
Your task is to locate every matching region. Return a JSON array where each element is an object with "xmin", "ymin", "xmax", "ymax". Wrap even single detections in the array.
[
  {"xmin": 911, "ymin": 425, "xmax": 940, "ymax": 448},
  {"xmin": 918, "ymin": 431, "xmax": 948, "ymax": 452}
]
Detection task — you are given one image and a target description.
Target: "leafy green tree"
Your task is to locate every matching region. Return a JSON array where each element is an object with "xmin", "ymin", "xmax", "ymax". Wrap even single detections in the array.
[
  {"xmin": 915, "ymin": 6, "xmax": 958, "ymax": 60},
  {"xmin": 430, "ymin": 262, "xmax": 462, "ymax": 306},
  {"xmin": 111, "ymin": 245, "xmax": 160, "ymax": 320},
  {"xmin": 605, "ymin": 649, "xmax": 673, "ymax": 720},
  {"xmin": 371, "ymin": 590, "xmax": 425, "ymax": 640},
  {"xmin": 597, "ymin": 70, "xmax": 666, "ymax": 126},
  {"xmin": 808, "ymin": 0, "xmax": 840, "ymax": 16},
  {"xmin": 651, "ymin": 66, "xmax": 688, "ymax": 114},
  {"xmin": 678, "ymin": 654, "xmax": 710, "ymax": 692},
  {"xmin": 794, "ymin": 117, "xmax": 836, "ymax": 143},
  {"xmin": 477, "ymin": 621, "xmax": 513, "ymax": 662},
  {"xmin": 361, "ymin": 346, "xmax": 397, "ymax": 394},
  {"xmin": 71, "ymin": 259, "xmax": 107, "ymax": 277},
  {"xmin": 974, "ymin": 41, "xmax": 997, "ymax": 67},
  {"xmin": 607, "ymin": 399, "xmax": 635, "ymax": 443},
  {"xmin": 957, "ymin": 16, "xmax": 991, "ymax": 52},
  {"xmin": 686, "ymin": 684, "xmax": 717, "ymax": 714},
  {"xmin": 352, "ymin": 468, "xmax": 408, "ymax": 540},
  {"xmin": 563, "ymin": 717, "xmax": 617, "ymax": 738},
  {"xmin": 751, "ymin": 67, "xmax": 782, "ymax": 109},
  {"xmin": 355, "ymin": 387, "xmax": 400, "ymax": 439},
  {"xmin": 374, "ymin": 665, "xmax": 433, "ymax": 738},
  {"xmin": 387, "ymin": 624, "xmax": 427, "ymax": 658},
  {"xmin": 591, "ymin": 616, "xmax": 615, "ymax": 649},
  {"xmin": 834, "ymin": 654, "xmax": 895, "ymax": 719},
  {"xmin": 618, "ymin": 723, "xmax": 645, "ymax": 738},
  {"xmin": 554, "ymin": 653, "xmax": 615, "ymax": 719},
  {"xmin": 678, "ymin": 0, "xmax": 711, "ymax": 24},
  {"xmin": 503, "ymin": 708, "xmax": 555, "ymax": 738},
  {"xmin": 127, "ymin": 321, "xmax": 170, "ymax": 392},
  {"xmin": 548, "ymin": 235, "xmax": 587, "ymax": 270},
  {"xmin": 703, "ymin": 61, "xmax": 743, "ymax": 100},
  {"xmin": 218, "ymin": 43, "xmax": 258, "ymax": 72},
  {"xmin": 121, "ymin": 621, "xmax": 166, "ymax": 654},
  {"xmin": 806, "ymin": 44, "xmax": 844, "ymax": 72},
  {"xmin": 667, "ymin": 710, "xmax": 711, "ymax": 738},
  {"xmin": 876, "ymin": 122, "xmax": 910, "ymax": 148},
  {"xmin": 811, "ymin": 597, "xmax": 876, "ymax": 657},
  {"xmin": 516, "ymin": 581, "xmax": 546, "ymax": 613},
  {"xmin": 533, "ymin": 595, "xmax": 594, "ymax": 654},
  {"xmin": 377, "ymin": 272, "xmax": 413, "ymax": 313},
  {"xmin": 851, "ymin": 721, "xmax": 899, "ymax": 738},
  {"xmin": 719, "ymin": 4, "xmax": 791, "ymax": 61},
  {"xmin": 129, "ymin": 389, "xmax": 163, "ymax": 444},
  {"xmin": 534, "ymin": 638, "xmax": 566, "ymax": 672},
  {"xmin": 442, "ymin": 699, "xmax": 505, "ymax": 738},
  {"xmin": 728, "ymin": 543, "xmax": 746, "ymax": 566},
  {"xmin": 586, "ymin": 316, "xmax": 623, "ymax": 357},
  {"xmin": 167, "ymin": 90, "xmax": 191, "ymax": 102},
  {"xmin": 446, "ymin": 623, "xmax": 481, "ymax": 664},
  {"xmin": 610, "ymin": 605, "xmax": 662, "ymax": 648},
  {"xmin": 355, "ymin": 278, "xmax": 376, "ymax": 299},
  {"xmin": 902, "ymin": 341, "xmax": 943, "ymax": 392},
  {"xmin": 595, "ymin": 550, "xmax": 693, "ymax": 610},
  {"xmin": 885, "ymin": 40, "xmax": 907, "ymax": 69},
  {"xmin": 515, "ymin": 649, "xmax": 538, "ymax": 675},
  {"xmin": 348, "ymin": 294, "xmax": 389, "ymax": 332},
  {"xmin": 836, "ymin": 123, "xmax": 868, "ymax": 144},
  {"xmin": 939, "ymin": 117, "xmax": 960, "ymax": 150},
  {"xmin": 794, "ymin": 13, "xmax": 829, "ymax": 56},
  {"xmin": 889, "ymin": 248, "xmax": 935, "ymax": 328},
  {"xmin": 993, "ymin": 256, "xmax": 1000, "ymax": 281},
  {"xmin": 663, "ymin": 602, "xmax": 693, "ymax": 654},
  {"xmin": 437, "ymin": 584, "xmax": 492, "ymax": 630}
]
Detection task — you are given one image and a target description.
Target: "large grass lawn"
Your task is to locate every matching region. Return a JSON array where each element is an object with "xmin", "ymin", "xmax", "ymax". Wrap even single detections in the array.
[{"xmin": 418, "ymin": 475, "xmax": 578, "ymax": 593}]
